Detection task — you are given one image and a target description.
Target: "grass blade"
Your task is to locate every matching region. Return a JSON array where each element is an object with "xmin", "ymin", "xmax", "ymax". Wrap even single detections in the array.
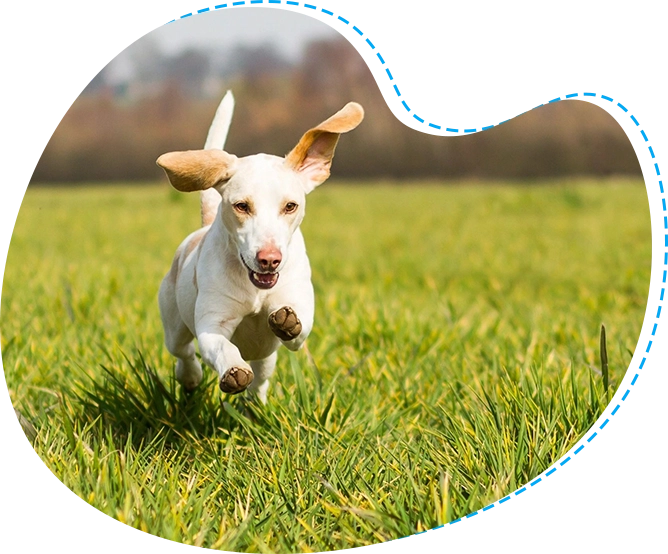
[{"xmin": 600, "ymin": 324, "xmax": 609, "ymax": 400}]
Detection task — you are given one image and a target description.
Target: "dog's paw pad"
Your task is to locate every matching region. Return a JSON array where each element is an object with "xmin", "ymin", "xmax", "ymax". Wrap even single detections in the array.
[
  {"xmin": 219, "ymin": 366, "xmax": 254, "ymax": 394},
  {"xmin": 268, "ymin": 306, "xmax": 302, "ymax": 341}
]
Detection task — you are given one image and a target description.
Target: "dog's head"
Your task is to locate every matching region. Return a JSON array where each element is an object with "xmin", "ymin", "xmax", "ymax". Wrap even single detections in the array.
[{"xmin": 157, "ymin": 102, "xmax": 364, "ymax": 290}]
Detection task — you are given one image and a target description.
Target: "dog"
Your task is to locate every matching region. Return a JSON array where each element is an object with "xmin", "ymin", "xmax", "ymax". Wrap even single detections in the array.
[{"xmin": 156, "ymin": 92, "xmax": 364, "ymax": 403}]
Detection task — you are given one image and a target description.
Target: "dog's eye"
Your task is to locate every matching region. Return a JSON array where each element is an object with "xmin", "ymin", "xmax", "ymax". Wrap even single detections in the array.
[
  {"xmin": 284, "ymin": 202, "xmax": 298, "ymax": 214},
  {"xmin": 234, "ymin": 202, "xmax": 251, "ymax": 214}
]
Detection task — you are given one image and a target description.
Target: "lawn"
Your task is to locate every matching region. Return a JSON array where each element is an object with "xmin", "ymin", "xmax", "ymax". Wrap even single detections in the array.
[{"xmin": 1, "ymin": 179, "xmax": 650, "ymax": 552}]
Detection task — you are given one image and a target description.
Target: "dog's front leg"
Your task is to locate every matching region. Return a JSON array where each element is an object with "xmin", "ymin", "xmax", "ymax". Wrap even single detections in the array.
[
  {"xmin": 268, "ymin": 279, "xmax": 315, "ymax": 352},
  {"xmin": 196, "ymin": 311, "xmax": 254, "ymax": 394}
]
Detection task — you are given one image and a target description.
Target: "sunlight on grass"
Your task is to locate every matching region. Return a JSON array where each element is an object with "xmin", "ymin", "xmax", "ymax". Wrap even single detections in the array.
[{"xmin": 1, "ymin": 179, "xmax": 650, "ymax": 552}]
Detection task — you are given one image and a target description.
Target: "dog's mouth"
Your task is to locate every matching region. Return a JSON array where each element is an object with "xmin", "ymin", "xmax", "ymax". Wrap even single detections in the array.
[
  {"xmin": 249, "ymin": 270, "xmax": 279, "ymax": 289},
  {"xmin": 241, "ymin": 258, "xmax": 279, "ymax": 289}
]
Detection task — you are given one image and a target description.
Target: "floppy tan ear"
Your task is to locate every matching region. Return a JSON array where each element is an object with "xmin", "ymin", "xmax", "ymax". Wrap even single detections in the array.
[
  {"xmin": 285, "ymin": 102, "xmax": 364, "ymax": 193},
  {"xmin": 156, "ymin": 149, "xmax": 238, "ymax": 192}
]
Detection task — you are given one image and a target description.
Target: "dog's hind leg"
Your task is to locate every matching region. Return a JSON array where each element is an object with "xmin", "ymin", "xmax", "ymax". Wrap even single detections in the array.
[
  {"xmin": 247, "ymin": 351, "xmax": 278, "ymax": 404},
  {"xmin": 159, "ymin": 276, "xmax": 203, "ymax": 391},
  {"xmin": 168, "ymin": 325, "xmax": 203, "ymax": 392}
]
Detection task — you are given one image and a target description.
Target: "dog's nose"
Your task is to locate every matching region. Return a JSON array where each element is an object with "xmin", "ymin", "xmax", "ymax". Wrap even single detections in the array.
[{"xmin": 256, "ymin": 247, "xmax": 282, "ymax": 271}]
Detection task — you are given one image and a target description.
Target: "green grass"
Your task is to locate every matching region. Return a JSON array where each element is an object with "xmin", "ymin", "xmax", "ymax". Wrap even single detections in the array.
[{"xmin": 2, "ymin": 179, "xmax": 650, "ymax": 552}]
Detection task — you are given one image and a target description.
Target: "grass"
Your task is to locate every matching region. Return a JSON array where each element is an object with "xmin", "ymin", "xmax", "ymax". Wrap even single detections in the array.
[{"xmin": 1, "ymin": 178, "xmax": 650, "ymax": 552}]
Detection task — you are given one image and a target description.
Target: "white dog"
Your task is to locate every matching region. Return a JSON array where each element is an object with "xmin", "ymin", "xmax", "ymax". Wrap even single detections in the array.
[{"xmin": 156, "ymin": 92, "xmax": 364, "ymax": 403}]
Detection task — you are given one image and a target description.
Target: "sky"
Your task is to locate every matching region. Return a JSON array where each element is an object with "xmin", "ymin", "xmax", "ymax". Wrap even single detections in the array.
[{"xmin": 107, "ymin": 8, "xmax": 339, "ymax": 82}]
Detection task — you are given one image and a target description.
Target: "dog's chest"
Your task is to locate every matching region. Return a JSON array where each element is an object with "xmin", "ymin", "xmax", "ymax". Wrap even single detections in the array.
[
  {"xmin": 246, "ymin": 291, "xmax": 269, "ymax": 316},
  {"xmin": 244, "ymin": 284, "xmax": 276, "ymax": 314},
  {"xmin": 232, "ymin": 303, "xmax": 279, "ymax": 360}
]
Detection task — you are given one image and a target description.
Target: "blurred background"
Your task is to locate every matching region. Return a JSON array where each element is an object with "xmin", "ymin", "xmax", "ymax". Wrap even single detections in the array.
[{"xmin": 31, "ymin": 8, "xmax": 641, "ymax": 184}]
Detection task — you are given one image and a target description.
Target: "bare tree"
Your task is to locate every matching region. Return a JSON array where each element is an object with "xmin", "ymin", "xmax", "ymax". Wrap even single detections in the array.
[
  {"xmin": 224, "ymin": 44, "xmax": 292, "ymax": 82},
  {"xmin": 164, "ymin": 48, "xmax": 211, "ymax": 97}
]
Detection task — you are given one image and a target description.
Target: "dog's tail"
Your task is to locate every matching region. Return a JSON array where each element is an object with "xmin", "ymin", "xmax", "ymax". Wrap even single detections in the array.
[{"xmin": 200, "ymin": 90, "xmax": 235, "ymax": 227}]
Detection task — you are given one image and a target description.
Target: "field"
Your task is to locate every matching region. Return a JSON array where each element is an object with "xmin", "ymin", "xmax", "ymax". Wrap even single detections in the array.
[{"xmin": 2, "ymin": 179, "xmax": 650, "ymax": 552}]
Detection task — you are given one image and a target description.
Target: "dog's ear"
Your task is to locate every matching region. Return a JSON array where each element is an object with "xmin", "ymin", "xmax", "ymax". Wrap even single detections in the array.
[
  {"xmin": 156, "ymin": 149, "xmax": 238, "ymax": 192},
  {"xmin": 285, "ymin": 102, "xmax": 364, "ymax": 193}
]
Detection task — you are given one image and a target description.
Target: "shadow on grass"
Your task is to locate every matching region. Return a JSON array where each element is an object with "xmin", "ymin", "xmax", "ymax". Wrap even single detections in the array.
[{"xmin": 72, "ymin": 351, "xmax": 256, "ymax": 445}]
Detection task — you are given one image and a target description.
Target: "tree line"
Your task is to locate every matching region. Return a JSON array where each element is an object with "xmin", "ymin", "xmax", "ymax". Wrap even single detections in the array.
[{"xmin": 31, "ymin": 37, "xmax": 641, "ymax": 183}]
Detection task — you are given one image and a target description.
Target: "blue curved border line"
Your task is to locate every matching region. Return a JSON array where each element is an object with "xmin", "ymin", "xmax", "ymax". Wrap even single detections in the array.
[{"xmin": 5, "ymin": 0, "xmax": 668, "ymax": 551}]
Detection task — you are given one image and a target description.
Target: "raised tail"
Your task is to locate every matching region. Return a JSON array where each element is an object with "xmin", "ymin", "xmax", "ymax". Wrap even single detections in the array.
[{"xmin": 201, "ymin": 90, "xmax": 235, "ymax": 226}]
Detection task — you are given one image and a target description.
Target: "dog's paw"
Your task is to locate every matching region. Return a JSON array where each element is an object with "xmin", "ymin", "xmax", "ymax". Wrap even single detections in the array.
[
  {"xmin": 219, "ymin": 366, "xmax": 255, "ymax": 394},
  {"xmin": 268, "ymin": 306, "xmax": 302, "ymax": 341}
]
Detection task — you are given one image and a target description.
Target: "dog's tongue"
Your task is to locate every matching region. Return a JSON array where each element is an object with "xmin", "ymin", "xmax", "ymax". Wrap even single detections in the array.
[{"xmin": 250, "ymin": 271, "xmax": 279, "ymax": 289}]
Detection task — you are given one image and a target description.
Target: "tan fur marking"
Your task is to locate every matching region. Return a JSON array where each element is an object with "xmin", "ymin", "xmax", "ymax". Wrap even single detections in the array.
[
  {"xmin": 168, "ymin": 228, "xmax": 208, "ymax": 285},
  {"xmin": 185, "ymin": 231, "xmax": 205, "ymax": 258},
  {"xmin": 157, "ymin": 149, "xmax": 238, "ymax": 192},
  {"xmin": 191, "ymin": 229, "xmax": 208, "ymax": 292},
  {"xmin": 231, "ymin": 198, "xmax": 256, "ymax": 225},
  {"xmin": 201, "ymin": 191, "xmax": 219, "ymax": 227}
]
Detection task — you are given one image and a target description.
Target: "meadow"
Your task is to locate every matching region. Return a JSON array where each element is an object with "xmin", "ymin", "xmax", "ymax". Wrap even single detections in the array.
[{"xmin": 2, "ymin": 179, "xmax": 650, "ymax": 552}]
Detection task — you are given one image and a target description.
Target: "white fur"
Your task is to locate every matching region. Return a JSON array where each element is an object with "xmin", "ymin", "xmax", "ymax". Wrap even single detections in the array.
[{"xmin": 159, "ymin": 93, "xmax": 317, "ymax": 403}]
